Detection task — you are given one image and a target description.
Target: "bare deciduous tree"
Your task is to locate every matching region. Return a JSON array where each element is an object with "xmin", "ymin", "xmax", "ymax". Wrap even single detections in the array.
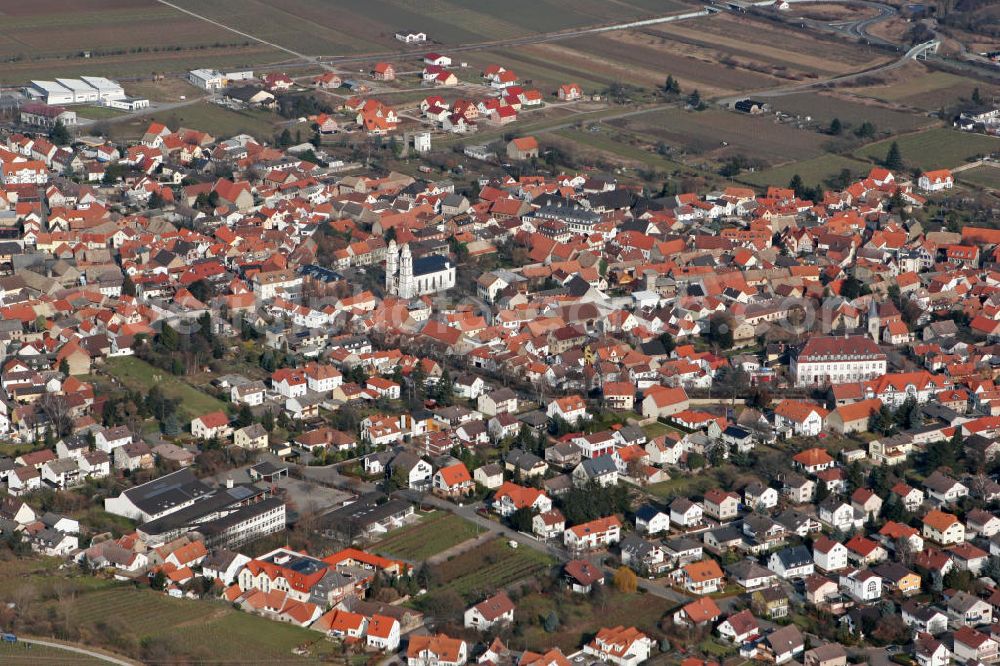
[{"xmin": 38, "ymin": 393, "xmax": 72, "ymax": 438}]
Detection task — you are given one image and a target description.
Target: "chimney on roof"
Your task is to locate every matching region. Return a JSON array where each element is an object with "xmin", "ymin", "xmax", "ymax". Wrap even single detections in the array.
[{"xmin": 226, "ymin": 477, "xmax": 234, "ymax": 489}]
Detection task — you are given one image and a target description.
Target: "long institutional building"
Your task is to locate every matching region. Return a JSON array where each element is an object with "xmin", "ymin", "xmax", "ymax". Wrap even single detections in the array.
[
  {"xmin": 790, "ymin": 335, "xmax": 888, "ymax": 387},
  {"xmin": 25, "ymin": 77, "xmax": 148, "ymax": 110}
]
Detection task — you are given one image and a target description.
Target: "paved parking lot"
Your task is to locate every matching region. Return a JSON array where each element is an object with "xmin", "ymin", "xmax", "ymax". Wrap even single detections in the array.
[{"xmin": 207, "ymin": 461, "xmax": 354, "ymax": 514}]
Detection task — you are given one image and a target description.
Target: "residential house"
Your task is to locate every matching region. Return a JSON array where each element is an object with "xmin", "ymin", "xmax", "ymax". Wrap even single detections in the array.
[
  {"xmin": 967, "ymin": 508, "xmax": 1000, "ymax": 538},
  {"xmin": 915, "ymin": 632, "xmax": 950, "ymax": 666},
  {"xmin": 839, "ymin": 569, "xmax": 882, "ymax": 603},
  {"xmin": 191, "ymin": 411, "xmax": 232, "ymax": 440},
  {"xmin": 547, "ymin": 395, "xmax": 588, "ymax": 425},
  {"xmin": 774, "ymin": 400, "xmax": 827, "ymax": 437},
  {"xmin": 922, "ymin": 509, "xmax": 964, "ymax": 545},
  {"xmin": 366, "ymin": 615, "xmax": 401, "ymax": 652},
  {"xmin": 234, "ymin": 424, "xmax": 268, "ymax": 450},
  {"xmin": 388, "ymin": 453, "xmax": 433, "ymax": 490},
  {"xmin": 478, "ymin": 388, "xmax": 518, "ymax": 416},
  {"xmin": 702, "ymin": 489, "xmax": 740, "ymax": 521},
  {"xmin": 532, "ymin": 509, "xmax": 565, "ymax": 540},
  {"xmin": 803, "ymin": 643, "xmax": 847, "ymax": 666},
  {"xmin": 761, "ymin": 625, "xmax": 805, "ymax": 664},
  {"xmin": 572, "ymin": 456, "xmax": 619, "ymax": 488},
  {"xmin": 492, "ymin": 482, "xmax": 551, "ymax": 517},
  {"xmin": 681, "ymin": 559, "xmax": 725, "ymax": 595},
  {"xmin": 792, "ymin": 447, "xmax": 835, "ymax": 474},
  {"xmin": 873, "ymin": 562, "xmax": 921, "ymax": 597},
  {"xmin": 947, "ymin": 590, "xmax": 993, "ymax": 627},
  {"xmin": 903, "ymin": 602, "xmax": 949, "ymax": 635},
  {"xmin": 768, "ymin": 545, "xmax": 814, "ymax": 579},
  {"xmin": 953, "ymin": 626, "xmax": 998, "ymax": 665},
  {"xmin": 406, "ymin": 634, "xmax": 468, "ymax": 666},
  {"xmin": 583, "ymin": 626, "xmax": 653, "ymax": 666},
  {"xmin": 850, "ymin": 487, "xmax": 882, "ymax": 522},
  {"xmin": 922, "ymin": 470, "xmax": 968, "ymax": 506},
  {"xmin": 433, "ymin": 462, "xmax": 474, "ymax": 498},
  {"xmin": 619, "ymin": 535, "xmax": 667, "ymax": 575},
  {"xmin": 641, "ymin": 385, "xmax": 689, "ymax": 419},
  {"xmin": 818, "ymin": 497, "xmax": 864, "ymax": 533},
  {"xmin": 674, "ymin": 597, "xmax": 722, "ymax": 628},
  {"xmin": 725, "ymin": 560, "xmax": 778, "ymax": 592},
  {"xmin": 716, "ymin": 609, "xmax": 760, "ymax": 643},
  {"xmin": 564, "ymin": 516, "xmax": 621, "ymax": 552},
  {"xmin": 670, "ymin": 497, "xmax": 703, "ymax": 529},
  {"xmin": 473, "ymin": 463, "xmax": 504, "ymax": 490},
  {"xmin": 635, "ymin": 504, "xmax": 670, "ymax": 535},
  {"xmin": 463, "ymin": 592, "xmax": 515, "ymax": 631},
  {"xmin": 564, "ymin": 558, "xmax": 604, "ymax": 593},
  {"xmin": 813, "ymin": 536, "xmax": 849, "ymax": 572}
]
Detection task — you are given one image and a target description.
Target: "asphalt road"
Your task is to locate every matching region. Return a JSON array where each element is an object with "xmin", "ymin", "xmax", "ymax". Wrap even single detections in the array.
[
  {"xmin": 791, "ymin": 0, "xmax": 899, "ymax": 48},
  {"xmin": 392, "ymin": 488, "xmax": 694, "ymax": 605},
  {"xmin": 300, "ymin": 459, "xmax": 696, "ymax": 606},
  {"xmin": 715, "ymin": 38, "xmax": 939, "ymax": 106}
]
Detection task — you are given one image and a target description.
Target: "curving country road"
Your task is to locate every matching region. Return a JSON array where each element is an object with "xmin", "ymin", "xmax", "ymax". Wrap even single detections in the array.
[
  {"xmin": 784, "ymin": 0, "xmax": 899, "ymax": 48},
  {"xmin": 714, "ymin": 39, "xmax": 939, "ymax": 106},
  {"xmin": 15, "ymin": 637, "xmax": 138, "ymax": 665}
]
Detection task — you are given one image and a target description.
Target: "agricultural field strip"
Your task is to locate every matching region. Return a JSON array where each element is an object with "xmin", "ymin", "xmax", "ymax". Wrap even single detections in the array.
[
  {"xmin": 373, "ymin": 513, "xmax": 481, "ymax": 559},
  {"xmin": 152, "ymin": 0, "xmax": 319, "ymax": 63},
  {"xmin": 440, "ymin": 559, "xmax": 552, "ymax": 595},
  {"xmin": 163, "ymin": 0, "xmax": 707, "ymax": 63}
]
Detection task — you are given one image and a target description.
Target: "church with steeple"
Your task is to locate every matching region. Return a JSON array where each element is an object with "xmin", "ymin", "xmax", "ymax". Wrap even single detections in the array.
[{"xmin": 385, "ymin": 240, "xmax": 455, "ymax": 299}]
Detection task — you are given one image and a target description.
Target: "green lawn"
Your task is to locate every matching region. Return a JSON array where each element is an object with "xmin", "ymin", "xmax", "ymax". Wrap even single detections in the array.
[
  {"xmin": 0, "ymin": 553, "xmax": 337, "ymax": 661},
  {"xmin": 372, "ymin": 511, "xmax": 482, "ymax": 561},
  {"xmin": 102, "ymin": 356, "xmax": 227, "ymax": 421},
  {"xmin": 959, "ymin": 165, "xmax": 1000, "ymax": 191},
  {"xmin": 855, "ymin": 127, "xmax": 1000, "ymax": 171},
  {"xmin": 108, "ymin": 101, "xmax": 279, "ymax": 143},
  {"xmin": 73, "ymin": 587, "xmax": 216, "ymax": 637},
  {"xmin": 741, "ymin": 153, "xmax": 872, "ymax": 189},
  {"xmin": 699, "ymin": 638, "xmax": 738, "ymax": 657},
  {"xmin": 646, "ymin": 475, "xmax": 715, "ymax": 500},
  {"xmin": 641, "ymin": 421, "xmax": 685, "ymax": 439},
  {"xmin": 0, "ymin": 442, "xmax": 41, "ymax": 457},
  {"xmin": 556, "ymin": 128, "xmax": 666, "ymax": 166},
  {"xmin": 73, "ymin": 105, "xmax": 127, "ymax": 120},
  {"xmin": 156, "ymin": 607, "xmax": 338, "ymax": 662}
]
